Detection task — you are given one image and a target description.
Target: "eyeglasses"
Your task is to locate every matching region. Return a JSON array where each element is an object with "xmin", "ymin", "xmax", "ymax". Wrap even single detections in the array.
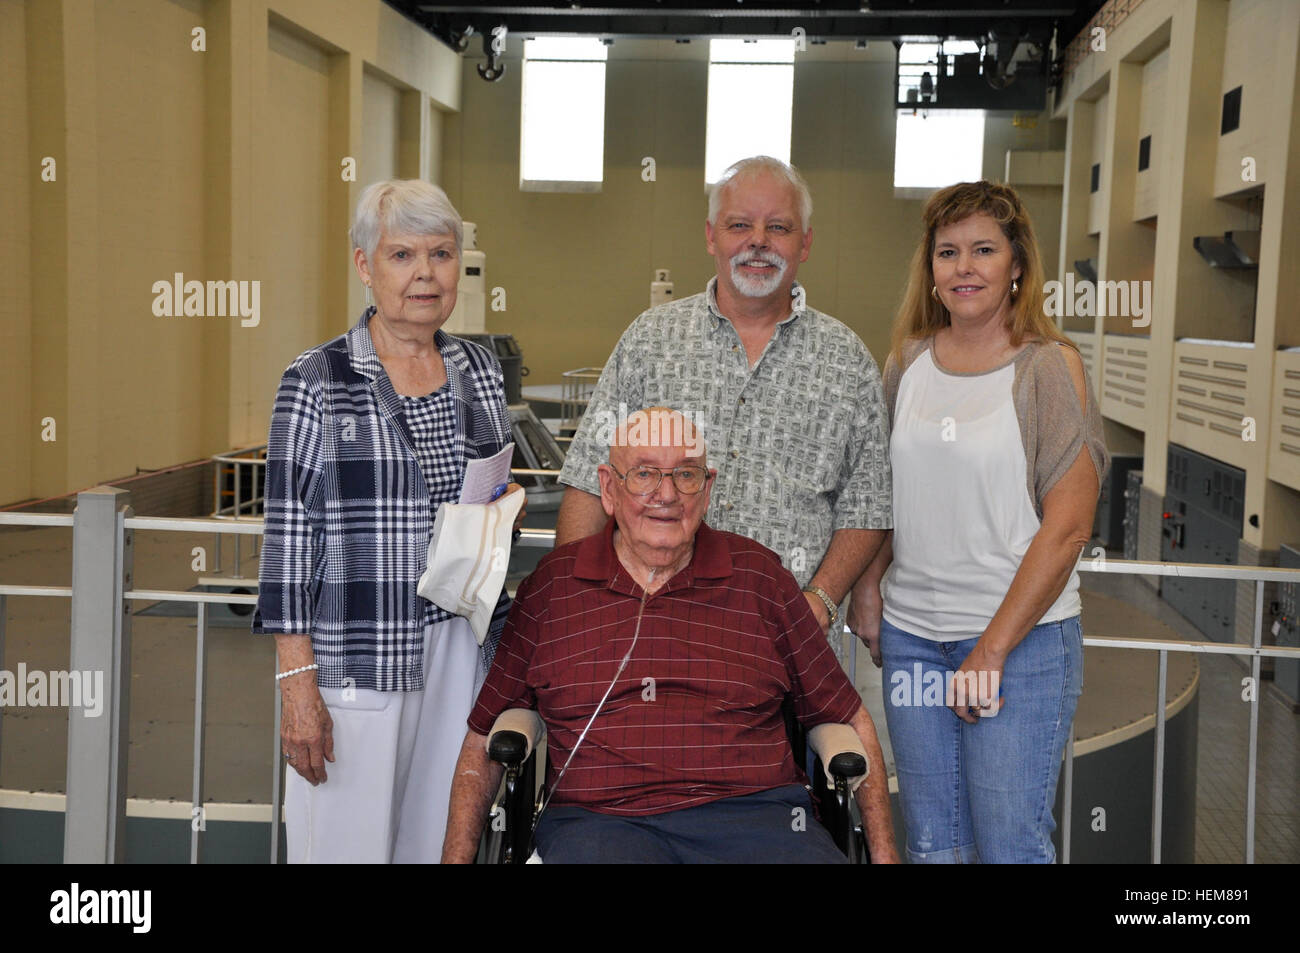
[{"xmin": 609, "ymin": 464, "xmax": 712, "ymax": 496}]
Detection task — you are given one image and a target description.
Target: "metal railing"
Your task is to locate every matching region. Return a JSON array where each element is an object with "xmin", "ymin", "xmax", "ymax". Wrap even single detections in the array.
[
  {"xmin": 210, "ymin": 447, "xmax": 266, "ymax": 578},
  {"xmin": 1068, "ymin": 558, "xmax": 1298, "ymax": 865},
  {"xmin": 559, "ymin": 367, "xmax": 602, "ymax": 436},
  {"xmin": 2, "ymin": 486, "xmax": 1298, "ymax": 864}
]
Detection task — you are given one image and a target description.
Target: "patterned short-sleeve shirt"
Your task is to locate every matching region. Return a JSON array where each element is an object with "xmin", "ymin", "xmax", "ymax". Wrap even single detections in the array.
[{"xmin": 557, "ymin": 278, "xmax": 892, "ymax": 587}]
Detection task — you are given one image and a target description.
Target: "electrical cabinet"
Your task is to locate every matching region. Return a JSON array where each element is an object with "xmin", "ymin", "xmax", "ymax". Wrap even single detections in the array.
[
  {"xmin": 1160, "ymin": 444, "xmax": 1244, "ymax": 641},
  {"xmin": 1096, "ymin": 454, "xmax": 1142, "ymax": 548},
  {"xmin": 1276, "ymin": 544, "xmax": 1300, "ymax": 707},
  {"xmin": 1123, "ymin": 469, "xmax": 1143, "ymax": 562}
]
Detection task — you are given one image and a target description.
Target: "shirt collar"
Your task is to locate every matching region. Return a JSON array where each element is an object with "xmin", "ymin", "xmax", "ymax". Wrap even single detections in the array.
[
  {"xmin": 704, "ymin": 276, "xmax": 808, "ymax": 331},
  {"xmin": 573, "ymin": 515, "xmax": 733, "ymax": 588},
  {"xmin": 346, "ymin": 306, "xmax": 471, "ymax": 380}
]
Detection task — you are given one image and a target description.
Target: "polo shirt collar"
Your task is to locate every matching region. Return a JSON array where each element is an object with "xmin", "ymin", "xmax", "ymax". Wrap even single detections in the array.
[
  {"xmin": 574, "ymin": 516, "xmax": 734, "ymax": 589},
  {"xmin": 704, "ymin": 276, "xmax": 808, "ymax": 331}
]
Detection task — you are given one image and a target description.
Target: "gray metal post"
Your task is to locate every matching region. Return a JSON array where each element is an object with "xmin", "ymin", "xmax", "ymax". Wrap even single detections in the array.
[
  {"xmin": 1151, "ymin": 648, "xmax": 1168, "ymax": 864},
  {"xmin": 190, "ymin": 602, "xmax": 208, "ymax": 864},
  {"xmin": 848, "ymin": 623, "xmax": 857, "ymax": 686},
  {"xmin": 1062, "ymin": 734, "xmax": 1074, "ymax": 864},
  {"xmin": 233, "ymin": 462, "xmax": 243, "ymax": 575},
  {"xmin": 271, "ymin": 677, "xmax": 284, "ymax": 864},
  {"xmin": 1246, "ymin": 580, "xmax": 1263, "ymax": 864},
  {"xmin": 0, "ymin": 593, "xmax": 6, "ymax": 781},
  {"xmin": 65, "ymin": 487, "xmax": 133, "ymax": 863}
]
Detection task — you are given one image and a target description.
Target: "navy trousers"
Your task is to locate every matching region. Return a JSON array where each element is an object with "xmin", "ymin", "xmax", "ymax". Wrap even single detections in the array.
[{"xmin": 533, "ymin": 784, "xmax": 848, "ymax": 864}]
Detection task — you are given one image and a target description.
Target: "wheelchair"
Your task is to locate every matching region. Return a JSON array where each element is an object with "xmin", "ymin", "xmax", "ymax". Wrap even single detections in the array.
[{"xmin": 478, "ymin": 698, "xmax": 871, "ymax": 864}]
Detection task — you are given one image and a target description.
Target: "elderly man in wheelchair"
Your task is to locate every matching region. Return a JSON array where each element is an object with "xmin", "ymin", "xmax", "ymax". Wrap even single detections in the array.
[{"xmin": 441, "ymin": 407, "xmax": 899, "ymax": 864}]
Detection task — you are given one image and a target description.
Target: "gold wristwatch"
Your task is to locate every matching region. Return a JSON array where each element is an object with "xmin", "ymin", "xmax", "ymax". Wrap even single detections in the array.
[{"xmin": 803, "ymin": 586, "xmax": 838, "ymax": 628}]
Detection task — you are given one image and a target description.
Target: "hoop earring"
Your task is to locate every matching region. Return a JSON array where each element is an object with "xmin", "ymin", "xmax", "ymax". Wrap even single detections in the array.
[
  {"xmin": 930, "ymin": 285, "xmax": 939, "ymax": 301},
  {"xmin": 1011, "ymin": 279, "xmax": 1020, "ymax": 297}
]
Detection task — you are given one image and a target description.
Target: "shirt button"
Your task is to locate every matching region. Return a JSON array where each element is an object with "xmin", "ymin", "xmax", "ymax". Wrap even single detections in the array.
[
  {"xmin": 730, "ymin": 449, "xmax": 739, "ymax": 458},
  {"xmin": 731, "ymin": 344, "xmax": 739, "ymax": 352},
  {"xmin": 725, "ymin": 502, "xmax": 734, "ymax": 511},
  {"xmin": 738, "ymin": 396, "xmax": 746, "ymax": 405}
]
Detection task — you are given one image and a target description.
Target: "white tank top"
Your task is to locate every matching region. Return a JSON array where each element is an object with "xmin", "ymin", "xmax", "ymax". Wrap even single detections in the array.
[{"xmin": 881, "ymin": 346, "xmax": 1081, "ymax": 641}]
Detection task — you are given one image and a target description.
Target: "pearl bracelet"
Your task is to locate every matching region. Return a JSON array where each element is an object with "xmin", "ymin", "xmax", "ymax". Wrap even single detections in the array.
[{"xmin": 276, "ymin": 663, "xmax": 319, "ymax": 681}]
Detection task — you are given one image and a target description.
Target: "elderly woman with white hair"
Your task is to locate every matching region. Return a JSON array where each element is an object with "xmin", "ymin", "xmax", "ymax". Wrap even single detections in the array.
[{"xmin": 253, "ymin": 179, "xmax": 525, "ymax": 863}]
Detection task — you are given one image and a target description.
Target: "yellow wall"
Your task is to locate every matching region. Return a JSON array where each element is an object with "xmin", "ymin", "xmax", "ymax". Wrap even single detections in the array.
[
  {"xmin": 442, "ymin": 38, "xmax": 1064, "ymax": 385},
  {"xmin": 0, "ymin": 0, "xmax": 34, "ymax": 507},
  {"xmin": 1, "ymin": 0, "xmax": 461, "ymax": 504},
  {"xmin": 2, "ymin": 4, "xmax": 1069, "ymax": 504}
]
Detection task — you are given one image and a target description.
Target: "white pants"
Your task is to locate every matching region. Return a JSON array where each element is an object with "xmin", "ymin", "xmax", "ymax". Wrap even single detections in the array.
[{"xmin": 285, "ymin": 617, "xmax": 486, "ymax": 863}]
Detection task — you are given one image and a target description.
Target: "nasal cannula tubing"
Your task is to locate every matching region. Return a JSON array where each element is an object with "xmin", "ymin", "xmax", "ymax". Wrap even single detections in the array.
[{"xmin": 536, "ymin": 567, "xmax": 655, "ymax": 820}]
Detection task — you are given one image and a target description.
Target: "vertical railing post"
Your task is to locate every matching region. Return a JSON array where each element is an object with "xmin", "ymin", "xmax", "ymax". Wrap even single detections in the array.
[
  {"xmin": 65, "ymin": 486, "xmax": 133, "ymax": 863},
  {"xmin": 190, "ymin": 602, "xmax": 209, "ymax": 864},
  {"xmin": 1246, "ymin": 580, "xmax": 1263, "ymax": 864},
  {"xmin": 1151, "ymin": 648, "xmax": 1168, "ymax": 864},
  {"xmin": 0, "ymin": 593, "xmax": 6, "ymax": 780},
  {"xmin": 233, "ymin": 461, "xmax": 242, "ymax": 574},
  {"xmin": 848, "ymin": 623, "xmax": 858, "ymax": 688},
  {"xmin": 1062, "ymin": 733, "xmax": 1075, "ymax": 864},
  {"xmin": 271, "ymin": 676, "xmax": 284, "ymax": 864},
  {"xmin": 212, "ymin": 460, "xmax": 222, "ymax": 573}
]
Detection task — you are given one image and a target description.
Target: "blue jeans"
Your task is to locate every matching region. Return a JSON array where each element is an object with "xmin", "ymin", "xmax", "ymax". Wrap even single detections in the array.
[{"xmin": 880, "ymin": 615, "xmax": 1083, "ymax": 864}]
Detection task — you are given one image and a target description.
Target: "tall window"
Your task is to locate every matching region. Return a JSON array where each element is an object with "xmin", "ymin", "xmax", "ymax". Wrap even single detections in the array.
[
  {"xmin": 894, "ymin": 109, "xmax": 985, "ymax": 191},
  {"xmin": 705, "ymin": 39, "xmax": 795, "ymax": 186},
  {"xmin": 520, "ymin": 37, "xmax": 608, "ymax": 191},
  {"xmin": 893, "ymin": 41, "xmax": 985, "ymax": 194}
]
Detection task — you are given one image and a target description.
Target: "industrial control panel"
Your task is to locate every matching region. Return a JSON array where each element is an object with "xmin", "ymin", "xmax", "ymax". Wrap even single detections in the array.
[
  {"xmin": 1160, "ymin": 444, "xmax": 1244, "ymax": 642},
  {"xmin": 1096, "ymin": 454, "xmax": 1142, "ymax": 549},
  {"xmin": 1275, "ymin": 544, "xmax": 1300, "ymax": 708},
  {"xmin": 1123, "ymin": 469, "xmax": 1143, "ymax": 562}
]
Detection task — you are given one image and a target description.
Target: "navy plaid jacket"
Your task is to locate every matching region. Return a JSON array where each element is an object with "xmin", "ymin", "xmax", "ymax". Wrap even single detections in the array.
[{"xmin": 252, "ymin": 308, "xmax": 513, "ymax": 691}]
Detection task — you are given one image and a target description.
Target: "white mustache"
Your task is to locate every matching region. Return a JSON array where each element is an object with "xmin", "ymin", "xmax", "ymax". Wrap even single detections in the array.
[{"xmin": 730, "ymin": 250, "xmax": 786, "ymax": 269}]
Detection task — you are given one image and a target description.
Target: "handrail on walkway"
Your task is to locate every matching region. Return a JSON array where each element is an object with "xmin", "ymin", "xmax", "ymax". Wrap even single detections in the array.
[{"xmin": 1, "ymin": 487, "xmax": 1296, "ymax": 864}]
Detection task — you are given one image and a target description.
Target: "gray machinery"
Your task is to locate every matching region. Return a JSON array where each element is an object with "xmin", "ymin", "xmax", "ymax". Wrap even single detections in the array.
[
  {"xmin": 457, "ymin": 332, "xmax": 566, "ymax": 512},
  {"xmin": 1275, "ymin": 544, "xmax": 1300, "ymax": 709},
  {"xmin": 1095, "ymin": 454, "xmax": 1142, "ymax": 549},
  {"xmin": 1160, "ymin": 444, "xmax": 1244, "ymax": 641},
  {"xmin": 1123, "ymin": 468, "xmax": 1143, "ymax": 562}
]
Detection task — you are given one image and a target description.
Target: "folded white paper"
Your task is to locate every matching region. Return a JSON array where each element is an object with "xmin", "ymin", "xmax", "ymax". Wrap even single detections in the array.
[
  {"xmin": 418, "ymin": 489, "xmax": 525, "ymax": 644},
  {"xmin": 459, "ymin": 443, "xmax": 515, "ymax": 504}
]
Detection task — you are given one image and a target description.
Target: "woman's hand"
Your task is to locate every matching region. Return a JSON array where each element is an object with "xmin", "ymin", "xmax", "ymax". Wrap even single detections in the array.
[
  {"xmin": 947, "ymin": 640, "xmax": 1006, "ymax": 724},
  {"xmin": 506, "ymin": 482, "xmax": 527, "ymax": 534},
  {"xmin": 848, "ymin": 584, "xmax": 884, "ymax": 668},
  {"xmin": 280, "ymin": 675, "xmax": 334, "ymax": 784},
  {"xmin": 275, "ymin": 633, "xmax": 335, "ymax": 784}
]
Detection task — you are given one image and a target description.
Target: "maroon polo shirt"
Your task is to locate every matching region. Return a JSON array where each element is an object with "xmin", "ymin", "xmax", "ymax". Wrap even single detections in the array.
[{"xmin": 467, "ymin": 518, "xmax": 863, "ymax": 816}]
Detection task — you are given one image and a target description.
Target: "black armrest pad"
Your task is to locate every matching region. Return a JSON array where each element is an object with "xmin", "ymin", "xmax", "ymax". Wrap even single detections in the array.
[
  {"xmin": 829, "ymin": 751, "xmax": 867, "ymax": 780},
  {"xmin": 489, "ymin": 730, "xmax": 528, "ymax": 767}
]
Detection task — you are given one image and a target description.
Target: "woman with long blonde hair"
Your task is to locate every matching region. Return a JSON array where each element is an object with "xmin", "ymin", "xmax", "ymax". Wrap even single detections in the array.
[{"xmin": 854, "ymin": 180, "xmax": 1108, "ymax": 863}]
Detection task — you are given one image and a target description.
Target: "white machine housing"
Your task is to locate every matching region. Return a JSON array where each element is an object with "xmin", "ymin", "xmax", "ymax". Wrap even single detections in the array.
[
  {"xmin": 446, "ymin": 221, "xmax": 486, "ymax": 334},
  {"xmin": 650, "ymin": 268, "xmax": 674, "ymax": 308}
]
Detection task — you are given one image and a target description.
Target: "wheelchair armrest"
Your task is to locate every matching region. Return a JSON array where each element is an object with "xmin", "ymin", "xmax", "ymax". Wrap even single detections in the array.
[
  {"xmin": 807, "ymin": 723, "xmax": 869, "ymax": 794},
  {"xmin": 487, "ymin": 708, "xmax": 545, "ymax": 767}
]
